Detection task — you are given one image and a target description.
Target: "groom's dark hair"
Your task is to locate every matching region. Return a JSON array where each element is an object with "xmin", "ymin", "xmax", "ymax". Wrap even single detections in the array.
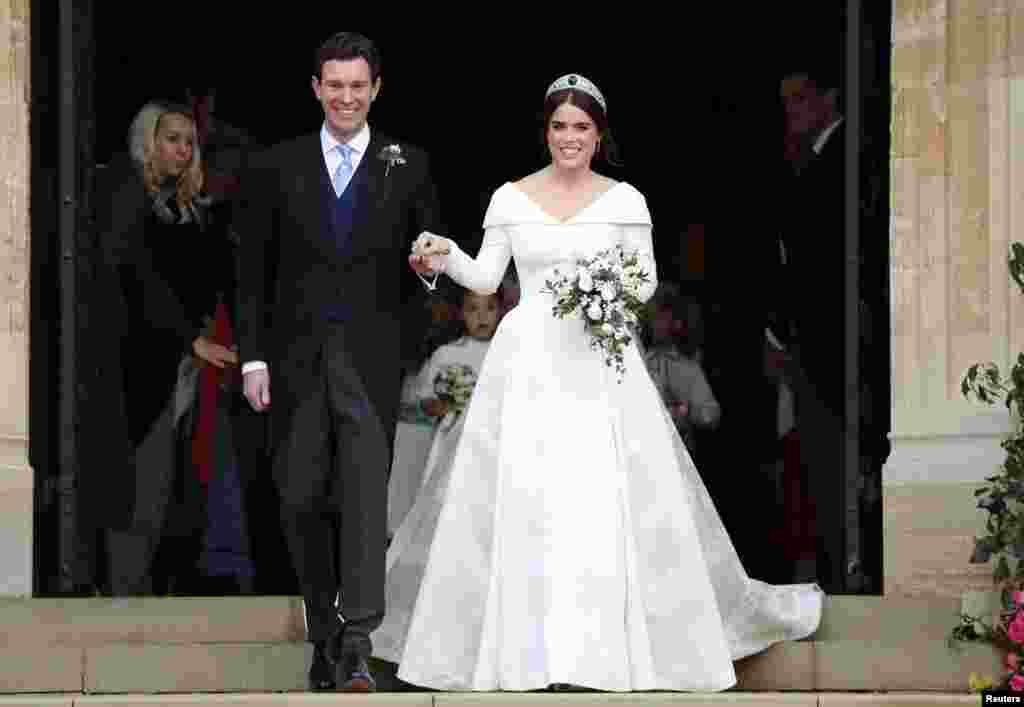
[{"xmin": 315, "ymin": 32, "xmax": 382, "ymax": 82}]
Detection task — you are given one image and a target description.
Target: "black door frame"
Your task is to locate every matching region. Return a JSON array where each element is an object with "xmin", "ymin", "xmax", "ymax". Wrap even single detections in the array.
[
  {"xmin": 34, "ymin": 0, "xmax": 884, "ymax": 596},
  {"xmin": 31, "ymin": 0, "xmax": 95, "ymax": 596}
]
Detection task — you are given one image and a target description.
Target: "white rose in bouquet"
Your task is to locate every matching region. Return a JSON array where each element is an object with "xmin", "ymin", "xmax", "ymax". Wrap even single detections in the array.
[
  {"xmin": 600, "ymin": 282, "xmax": 617, "ymax": 302},
  {"xmin": 541, "ymin": 245, "xmax": 651, "ymax": 382}
]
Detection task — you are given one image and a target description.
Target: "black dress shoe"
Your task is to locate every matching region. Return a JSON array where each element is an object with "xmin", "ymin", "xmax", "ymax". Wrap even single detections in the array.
[
  {"xmin": 548, "ymin": 683, "xmax": 599, "ymax": 692},
  {"xmin": 308, "ymin": 641, "xmax": 337, "ymax": 691},
  {"xmin": 338, "ymin": 653, "xmax": 376, "ymax": 692}
]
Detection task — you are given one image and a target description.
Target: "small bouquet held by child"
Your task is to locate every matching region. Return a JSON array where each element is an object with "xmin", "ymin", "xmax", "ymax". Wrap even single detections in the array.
[
  {"xmin": 433, "ymin": 364, "xmax": 478, "ymax": 418},
  {"xmin": 542, "ymin": 245, "xmax": 650, "ymax": 382}
]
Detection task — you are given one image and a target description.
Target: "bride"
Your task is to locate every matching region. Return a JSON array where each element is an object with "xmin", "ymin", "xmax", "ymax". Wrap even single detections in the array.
[{"xmin": 375, "ymin": 73, "xmax": 823, "ymax": 692}]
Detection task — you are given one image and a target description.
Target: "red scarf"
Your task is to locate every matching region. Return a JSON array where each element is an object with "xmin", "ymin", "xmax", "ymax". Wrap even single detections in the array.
[{"xmin": 192, "ymin": 300, "xmax": 233, "ymax": 484}]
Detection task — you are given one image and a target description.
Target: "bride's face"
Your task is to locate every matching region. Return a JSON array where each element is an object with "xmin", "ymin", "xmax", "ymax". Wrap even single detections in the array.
[{"xmin": 547, "ymin": 102, "xmax": 599, "ymax": 171}]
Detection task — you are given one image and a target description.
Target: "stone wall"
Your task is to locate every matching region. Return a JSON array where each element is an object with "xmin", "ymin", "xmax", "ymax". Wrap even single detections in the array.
[{"xmin": 885, "ymin": 0, "xmax": 1024, "ymax": 598}]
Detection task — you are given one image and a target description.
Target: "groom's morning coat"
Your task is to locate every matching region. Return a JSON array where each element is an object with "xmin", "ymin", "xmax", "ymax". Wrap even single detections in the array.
[{"xmin": 235, "ymin": 130, "xmax": 443, "ymax": 461}]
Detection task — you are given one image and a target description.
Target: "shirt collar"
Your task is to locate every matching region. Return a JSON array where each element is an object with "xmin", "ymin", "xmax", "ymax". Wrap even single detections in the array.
[
  {"xmin": 321, "ymin": 122, "xmax": 371, "ymax": 157},
  {"xmin": 812, "ymin": 116, "xmax": 844, "ymax": 155}
]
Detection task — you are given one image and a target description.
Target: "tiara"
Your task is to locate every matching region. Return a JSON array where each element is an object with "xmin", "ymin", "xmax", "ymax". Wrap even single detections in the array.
[{"xmin": 545, "ymin": 74, "xmax": 606, "ymax": 112}]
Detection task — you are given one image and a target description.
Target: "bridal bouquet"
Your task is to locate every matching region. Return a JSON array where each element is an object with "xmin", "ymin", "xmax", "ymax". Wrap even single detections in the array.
[
  {"xmin": 434, "ymin": 364, "xmax": 477, "ymax": 416},
  {"xmin": 541, "ymin": 245, "xmax": 650, "ymax": 382}
]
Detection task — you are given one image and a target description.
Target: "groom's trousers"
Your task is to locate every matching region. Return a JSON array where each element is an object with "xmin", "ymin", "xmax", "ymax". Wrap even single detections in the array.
[{"xmin": 273, "ymin": 323, "xmax": 389, "ymax": 657}]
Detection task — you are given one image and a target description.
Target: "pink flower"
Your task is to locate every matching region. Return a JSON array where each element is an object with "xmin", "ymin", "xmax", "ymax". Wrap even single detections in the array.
[
  {"xmin": 1009, "ymin": 615, "xmax": 1024, "ymax": 643},
  {"xmin": 1010, "ymin": 673, "xmax": 1024, "ymax": 692},
  {"xmin": 1009, "ymin": 653, "xmax": 1021, "ymax": 670},
  {"xmin": 1015, "ymin": 591, "xmax": 1024, "ymax": 607}
]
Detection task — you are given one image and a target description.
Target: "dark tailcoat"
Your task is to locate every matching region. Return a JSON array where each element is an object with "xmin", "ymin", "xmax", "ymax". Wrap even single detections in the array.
[{"xmin": 234, "ymin": 129, "xmax": 442, "ymax": 644}]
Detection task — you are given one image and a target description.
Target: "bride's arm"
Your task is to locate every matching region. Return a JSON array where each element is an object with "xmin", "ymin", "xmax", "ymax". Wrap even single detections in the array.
[
  {"xmin": 623, "ymin": 224, "xmax": 658, "ymax": 303},
  {"xmin": 426, "ymin": 226, "xmax": 512, "ymax": 295}
]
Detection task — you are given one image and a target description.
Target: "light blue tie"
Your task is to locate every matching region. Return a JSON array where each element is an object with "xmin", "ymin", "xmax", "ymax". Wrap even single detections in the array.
[{"xmin": 333, "ymin": 143, "xmax": 354, "ymax": 197}]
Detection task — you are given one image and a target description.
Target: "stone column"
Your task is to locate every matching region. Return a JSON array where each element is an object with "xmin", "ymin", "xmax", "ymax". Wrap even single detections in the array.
[
  {"xmin": 885, "ymin": 0, "xmax": 1024, "ymax": 598},
  {"xmin": 0, "ymin": 0, "xmax": 30, "ymax": 597}
]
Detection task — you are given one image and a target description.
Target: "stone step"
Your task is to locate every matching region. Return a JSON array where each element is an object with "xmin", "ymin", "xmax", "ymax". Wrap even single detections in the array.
[
  {"xmin": 0, "ymin": 693, "xmax": 983, "ymax": 707},
  {"xmin": 0, "ymin": 595, "xmax": 1003, "ymax": 694},
  {"xmin": 814, "ymin": 595, "xmax": 964, "ymax": 641},
  {"xmin": 0, "ymin": 596, "xmax": 305, "ymax": 647},
  {"xmin": 0, "ymin": 639, "xmax": 1002, "ymax": 695},
  {"xmin": 0, "ymin": 595, "xmax": 967, "ymax": 647}
]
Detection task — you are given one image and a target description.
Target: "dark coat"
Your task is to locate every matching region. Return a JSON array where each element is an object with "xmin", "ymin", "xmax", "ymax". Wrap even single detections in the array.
[
  {"xmin": 779, "ymin": 122, "xmax": 847, "ymax": 419},
  {"xmin": 86, "ymin": 155, "xmax": 232, "ymax": 531},
  {"xmin": 777, "ymin": 121, "xmax": 849, "ymax": 592},
  {"xmin": 234, "ymin": 130, "xmax": 443, "ymax": 479}
]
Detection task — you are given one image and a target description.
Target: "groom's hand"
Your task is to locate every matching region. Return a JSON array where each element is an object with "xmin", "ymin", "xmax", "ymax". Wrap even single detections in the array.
[
  {"xmin": 408, "ymin": 253, "xmax": 435, "ymax": 274},
  {"xmin": 243, "ymin": 369, "xmax": 271, "ymax": 412}
]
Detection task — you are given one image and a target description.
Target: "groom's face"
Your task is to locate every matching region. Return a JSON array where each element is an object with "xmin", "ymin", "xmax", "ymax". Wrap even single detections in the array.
[{"xmin": 312, "ymin": 58, "xmax": 380, "ymax": 142}]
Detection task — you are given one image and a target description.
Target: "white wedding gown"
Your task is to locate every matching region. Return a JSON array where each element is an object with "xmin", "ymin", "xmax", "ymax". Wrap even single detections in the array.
[{"xmin": 375, "ymin": 182, "xmax": 823, "ymax": 692}]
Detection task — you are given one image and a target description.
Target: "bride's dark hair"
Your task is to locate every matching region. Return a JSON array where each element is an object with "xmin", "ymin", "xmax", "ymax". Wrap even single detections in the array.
[{"xmin": 541, "ymin": 88, "xmax": 622, "ymax": 167}]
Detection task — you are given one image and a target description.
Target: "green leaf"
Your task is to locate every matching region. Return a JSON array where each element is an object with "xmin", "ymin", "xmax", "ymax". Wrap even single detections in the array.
[{"xmin": 996, "ymin": 555, "xmax": 1012, "ymax": 582}]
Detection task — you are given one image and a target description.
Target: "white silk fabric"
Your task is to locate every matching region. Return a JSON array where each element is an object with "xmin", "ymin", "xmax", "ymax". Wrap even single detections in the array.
[{"xmin": 374, "ymin": 182, "xmax": 822, "ymax": 692}]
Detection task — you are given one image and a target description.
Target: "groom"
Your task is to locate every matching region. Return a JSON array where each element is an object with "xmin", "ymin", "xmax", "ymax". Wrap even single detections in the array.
[{"xmin": 235, "ymin": 32, "xmax": 442, "ymax": 691}]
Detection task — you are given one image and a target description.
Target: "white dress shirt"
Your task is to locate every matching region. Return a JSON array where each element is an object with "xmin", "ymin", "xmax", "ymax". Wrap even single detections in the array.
[
  {"xmin": 322, "ymin": 122, "xmax": 371, "ymax": 197},
  {"xmin": 242, "ymin": 123, "xmax": 372, "ymax": 376},
  {"xmin": 812, "ymin": 116, "xmax": 844, "ymax": 155}
]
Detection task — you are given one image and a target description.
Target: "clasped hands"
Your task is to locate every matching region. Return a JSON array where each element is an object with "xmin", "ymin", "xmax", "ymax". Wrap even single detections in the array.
[{"xmin": 408, "ymin": 232, "xmax": 451, "ymax": 274}]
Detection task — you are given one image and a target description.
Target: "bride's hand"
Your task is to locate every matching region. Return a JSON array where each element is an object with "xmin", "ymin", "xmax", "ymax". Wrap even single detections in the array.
[
  {"xmin": 412, "ymin": 232, "xmax": 451, "ymax": 257},
  {"xmin": 409, "ymin": 232, "xmax": 451, "ymax": 273}
]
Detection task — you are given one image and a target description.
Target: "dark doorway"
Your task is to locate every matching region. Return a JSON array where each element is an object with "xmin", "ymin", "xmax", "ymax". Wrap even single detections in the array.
[{"xmin": 34, "ymin": 6, "xmax": 891, "ymax": 595}]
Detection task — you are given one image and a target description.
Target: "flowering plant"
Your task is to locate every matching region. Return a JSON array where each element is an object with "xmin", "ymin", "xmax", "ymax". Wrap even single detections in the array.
[
  {"xmin": 541, "ymin": 245, "xmax": 650, "ymax": 382},
  {"xmin": 960, "ymin": 245, "xmax": 1024, "ymax": 580},
  {"xmin": 378, "ymin": 143, "xmax": 406, "ymax": 176},
  {"xmin": 968, "ymin": 671, "xmax": 994, "ymax": 692},
  {"xmin": 433, "ymin": 364, "xmax": 477, "ymax": 416},
  {"xmin": 950, "ymin": 243, "xmax": 1024, "ymax": 691},
  {"xmin": 953, "ymin": 587, "xmax": 1024, "ymax": 691}
]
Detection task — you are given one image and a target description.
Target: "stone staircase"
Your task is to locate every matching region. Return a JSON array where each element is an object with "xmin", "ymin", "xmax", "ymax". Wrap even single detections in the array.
[{"xmin": 0, "ymin": 595, "xmax": 1002, "ymax": 705}]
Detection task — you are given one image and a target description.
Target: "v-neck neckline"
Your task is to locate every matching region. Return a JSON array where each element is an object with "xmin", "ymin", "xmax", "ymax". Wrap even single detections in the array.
[{"xmin": 508, "ymin": 181, "xmax": 622, "ymax": 224}]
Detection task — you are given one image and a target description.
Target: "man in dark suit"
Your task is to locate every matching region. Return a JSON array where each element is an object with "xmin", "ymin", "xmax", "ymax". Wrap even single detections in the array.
[
  {"xmin": 772, "ymin": 63, "xmax": 848, "ymax": 594},
  {"xmin": 235, "ymin": 32, "xmax": 442, "ymax": 691}
]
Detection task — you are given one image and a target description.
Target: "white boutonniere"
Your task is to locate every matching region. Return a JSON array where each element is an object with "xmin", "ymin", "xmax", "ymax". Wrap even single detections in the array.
[{"xmin": 379, "ymin": 143, "xmax": 407, "ymax": 176}]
